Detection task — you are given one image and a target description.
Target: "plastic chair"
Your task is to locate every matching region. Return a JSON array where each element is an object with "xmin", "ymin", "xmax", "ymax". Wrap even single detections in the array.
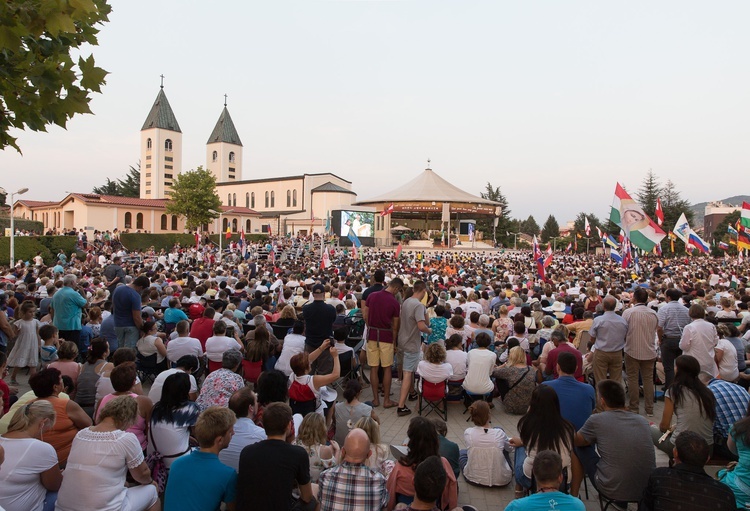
[
  {"xmin": 241, "ymin": 359, "xmax": 263, "ymax": 385},
  {"xmin": 418, "ymin": 378, "xmax": 448, "ymax": 421},
  {"xmin": 207, "ymin": 359, "xmax": 223, "ymax": 374}
]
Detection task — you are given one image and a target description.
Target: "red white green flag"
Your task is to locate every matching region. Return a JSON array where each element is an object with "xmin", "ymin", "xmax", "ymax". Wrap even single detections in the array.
[
  {"xmin": 741, "ymin": 202, "xmax": 750, "ymax": 229},
  {"xmin": 609, "ymin": 183, "xmax": 666, "ymax": 251}
]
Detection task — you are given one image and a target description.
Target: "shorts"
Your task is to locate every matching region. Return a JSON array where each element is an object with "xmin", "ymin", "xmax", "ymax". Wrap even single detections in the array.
[
  {"xmin": 366, "ymin": 340, "xmax": 394, "ymax": 368},
  {"xmin": 400, "ymin": 350, "xmax": 420, "ymax": 373},
  {"xmin": 122, "ymin": 484, "xmax": 158, "ymax": 511}
]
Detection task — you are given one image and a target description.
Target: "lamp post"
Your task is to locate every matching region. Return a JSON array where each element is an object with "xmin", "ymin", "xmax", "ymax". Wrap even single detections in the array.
[
  {"xmin": 8, "ymin": 187, "xmax": 29, "ymax": 267},
  {"xmin": 509, "ymin": 231, "xmax": 522, "ymax": 250},
  {"xmin": 209, "ymin": 209, "xmax": 233, "ymax": 262}
]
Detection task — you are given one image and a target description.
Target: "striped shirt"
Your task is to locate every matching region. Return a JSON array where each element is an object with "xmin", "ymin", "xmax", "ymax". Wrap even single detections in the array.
[
  {"xmin": 708, "ymin": 379, "xmax": 750, "ymax": 438},
  {"xmin": 317, "ymin": 461, "xmax": 388, "ymax": 511},
  {"xmin": 657, "ymin": 301, "xmax": 690, "ymax": 338},
  {"xmin": 622, "ymin": 304, "xmax": 658, "ymax": 360}
]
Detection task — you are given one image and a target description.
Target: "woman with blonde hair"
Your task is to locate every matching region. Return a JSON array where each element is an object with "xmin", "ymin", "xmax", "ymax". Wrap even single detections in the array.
[
  {"xmin": 56, "ymin": 396, "xmax": 159, "ymax": 511},
  {"xmin": 493, "ymin": 346, "xmax": 536, "ymax": 415},
  {"xmin": 492, "ymin": 305, "xmax": 514, "ymax": 344},
  {"xmin": 459, "ymin": 400, "xmax": 513, "ymax": 487},
  {"xmin": 0, "ymin": 401, "xmax": 62, "ymax": 511},
  {"xmin": 293, "ymin": 412, "xmax": 338, "ymax": 482},
  {"xmin": 353, "ymin": 416, "xmax": 393, "ymax": 477}
]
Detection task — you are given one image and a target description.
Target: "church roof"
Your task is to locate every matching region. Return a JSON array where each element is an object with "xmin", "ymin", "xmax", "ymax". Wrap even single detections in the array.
[
  {"xmin": 207, "ymin": 107, "xmax": 242, "ymax": 146},
  {"xmin": 141, "ymin": 89, "xmax": 181, "ymax": 132},
  {"xmin": 356, "ymin": 168, "xmax": 500, "ymax": 206},
  {"xmin": 310, "ymin": 182, "xmax": 356, "ymax": 195}
]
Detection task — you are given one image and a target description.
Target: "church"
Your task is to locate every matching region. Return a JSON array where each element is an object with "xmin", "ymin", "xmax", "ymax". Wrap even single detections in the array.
[{"xmin": 13, "ymin": 85, "xmax": 357, "ymax": 236}]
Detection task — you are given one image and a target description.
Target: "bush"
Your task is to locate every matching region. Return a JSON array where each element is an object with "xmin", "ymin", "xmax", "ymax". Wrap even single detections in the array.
[
  {"xmin": 0, "ymin": 216, "xmax": 44, "ymax": 234},
  {"xmin": 120, "ymin": 233, "xmax": 197, "ymax": 252},
  {"xmin": 0, "ymin": 236, "xmax": 78, "ymax": 266},
  {"xmin": 207, "ymin": 233, "xmax": 268, "ymax": 245}
]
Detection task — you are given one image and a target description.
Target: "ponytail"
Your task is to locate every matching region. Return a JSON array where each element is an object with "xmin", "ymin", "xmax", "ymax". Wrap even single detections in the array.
[{"xmin": 7, "ymin": 400, "xmax": 56, "ymax": 433}]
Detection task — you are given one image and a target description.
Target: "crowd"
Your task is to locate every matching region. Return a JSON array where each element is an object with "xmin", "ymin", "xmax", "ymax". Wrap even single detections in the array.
[{"xmin": 0, "ymin": 234, "xmax": 748, "ymax": 511}]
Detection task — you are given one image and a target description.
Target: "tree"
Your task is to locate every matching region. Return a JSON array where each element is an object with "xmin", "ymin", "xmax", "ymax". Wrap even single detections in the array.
[
  {"xmin": 92, "ymin": 163, "xmax": 140, "ymax": 197},
  {"xmin": 91, "ymin": 178, "xmax": 120, "ymax": 195},
  {"xmin": 661, "ymin": 179, "xmax": 694, "ymax": 230},
  {"xmin": 0, "ymin": 0, "xmax": 112, "ymax": 152},
  {"xmin": 520, "ymin": 215, "xmax": 540, "ymax": 236},
  {"xmin": 573, "ymin": 212, "xmax": 602, "ymax": 236},
  {"xmin": 540, "ymin": 215, "xmax": 560, "ymax": 243},
  {"xmin": 166, "ymin": 166, "xmax": 222, "ymax": 230},
  {"xmin": 636, "ymin": 169, "xmax": 661, "ymax": 219},
  {"xmin": 713, "ymin": 211, "xmax": 741, "ymax": 254},
  {"xmin": 479, "ymin": 182, "xmax": 511, "ymax": 246}
]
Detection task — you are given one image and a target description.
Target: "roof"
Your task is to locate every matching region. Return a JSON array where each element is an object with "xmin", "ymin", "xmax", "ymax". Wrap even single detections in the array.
[
  {"xmin": 16, "ymin": 200, "xmax": 58, "ymax": 208},
  {"xmin": 356, "ymin": 168, "xmax": 500, "ymax": 206},
  {"xmin": 68, "ymin": 194, "xmax": 171, "ymax": 208},
  {"xmin": 219, "ymin": 205, "xmax": 260, "ymax": 216},
  {"xmin": 207, "ymin": 107, "xmax": 242, "ymax": 146},
  {"xmin": 310, "ymin": 182, "xmax": 356, "ymax": 195},
  {"xmin": 216, "ymin": 172, "xmax": 352, "ymax": 186},
  {"xmin": 141, "ymin": 88, "xmax": 181, "ymax": 132}
]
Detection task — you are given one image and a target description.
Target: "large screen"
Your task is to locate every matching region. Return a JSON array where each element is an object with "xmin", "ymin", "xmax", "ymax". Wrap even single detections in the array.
[{"xmin": 339, "ymin": 210, "xmax": 375, "ymax": 238}]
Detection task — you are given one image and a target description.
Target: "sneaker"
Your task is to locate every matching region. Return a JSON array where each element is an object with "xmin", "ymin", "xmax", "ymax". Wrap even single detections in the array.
[
  {"xmin": 646, "ymin": 413, "xmax": 654, "ymax": 417},
  {"xmin": 408, "ymin": 391, "xmax": 419, "ymax": 401},
  {"xmin": 397, "ymin": 407, "xmax": 412, "ymax": 417}
]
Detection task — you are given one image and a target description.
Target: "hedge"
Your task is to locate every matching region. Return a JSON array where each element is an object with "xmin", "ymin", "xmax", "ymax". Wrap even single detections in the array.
[
  {"xmin": 119, "ymin": 233, "xmax": 268, "ymax": 252},
  {"xmin": 0, "ymin": 216, "xmax": 44, "ymax": 234},
  {"xmin": 0, "ymin": 236, "xmax": 78, "ymax": 266}
]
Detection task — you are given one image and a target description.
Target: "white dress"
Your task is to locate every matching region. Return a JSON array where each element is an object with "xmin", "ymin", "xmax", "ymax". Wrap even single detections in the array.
[{"xmin": 7, "ymin": 318, "xmax": 40, "ymax": 368}]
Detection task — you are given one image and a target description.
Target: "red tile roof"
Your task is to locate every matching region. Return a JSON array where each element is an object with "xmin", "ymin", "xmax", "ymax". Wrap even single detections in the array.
[
  {"xmin": 71, "ymin": 194, "xmax": 171, "ymax": 208},
  {"xmin": 17, "ymin": 200, "xmax": 58, "ymax": 208},
  {"xmin": 220, "ymin": 205, "xmax": 260, "ymax": 215}
]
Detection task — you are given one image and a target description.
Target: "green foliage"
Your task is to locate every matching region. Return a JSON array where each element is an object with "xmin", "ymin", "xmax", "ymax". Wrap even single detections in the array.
[
  {"xmin": 0, "ymin": 216, "xmax": 44, "ymax": 233},
  {"xmin": 119, "ymin": 232, "xmax": 268, "ymax": 252},
  {"xmin": 573, "ymin": 213, "xmax": 603, "ymax": 238},
  {"xmin": 636, "ymin": 169, "xmax": 661, "ymax": 218},
  {"xmin": 0, "ymin": 0, "xmax": 112, "ymax": 152},
  {"xmin": 519, "ymin": 215, "xmax": 540, "ymax": 236},
  {"xmin": 479, "ymin": 182, "xmax": 511, "ymax": 245},
  {"xmin": 92, "ymin": 163, "xmax": 140, "ymax": 197},
  {"xmin": 208, "ymin": 234, "xmax": 267, "ymax": 245},
  {"xmin": 661, "ymin": 179, "xmax": 694, "ymax": 230},
  {"xmin": 166, "ymin": 167, "xmax": 222, "ymax": 230},
  {"xmin": 0, "ymin": 236, "xmax": 77, "ymax": 266},
  {"xmin": 712, "ymin": 211, "xmax": 741, "ymax": 255},
  {"xmin": 540, "ymin": 215, "xmax": 560, "ymax": 242}
]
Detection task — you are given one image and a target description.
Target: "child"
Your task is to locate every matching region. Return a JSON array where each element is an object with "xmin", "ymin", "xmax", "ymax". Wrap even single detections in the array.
[
  {"xmin": 39, "ymin": 323, "xmax": 60, "ymax": 366},
  {"xmin": 87, "ymin": 307, "xmax": 103, "ymax": 338},
  {"xmin": 7, "ymin": 300, "xmax": 41, "ymax": 384}
]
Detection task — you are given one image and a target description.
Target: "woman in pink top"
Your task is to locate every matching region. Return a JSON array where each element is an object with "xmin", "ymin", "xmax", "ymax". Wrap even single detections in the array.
[
  {"xmin": 95, "ymin": 362, "xmax": 152, "ymax": 451},
  {"xmin": 49, "ymin": 341, "xmax": 82, "ymax": 390}
]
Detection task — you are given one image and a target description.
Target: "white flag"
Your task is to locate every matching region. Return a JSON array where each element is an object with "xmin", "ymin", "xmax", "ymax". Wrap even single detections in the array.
[{"xmin": 673, "ymin": 213, "xmax": 691, "ymax": 245}]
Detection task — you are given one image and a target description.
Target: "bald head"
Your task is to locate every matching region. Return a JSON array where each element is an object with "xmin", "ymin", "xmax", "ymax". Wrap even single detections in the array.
[
  {"xmin": 342, "ymin": 428, "xmax": 371, "ymax": 463},
  {"xmin": 602, "ymin": 296, "xmax": 617, "ymax": 312}
]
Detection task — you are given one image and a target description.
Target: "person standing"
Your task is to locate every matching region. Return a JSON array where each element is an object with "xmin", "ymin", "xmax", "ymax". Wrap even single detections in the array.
[
  {"xmin": 102, "ymin": 256, "xmax": 126, "ymax": 296},
  {"xmin": 395, "ymin": 280, "xmax": 432, "ymax": 417},
  {"xmin": 589, "ymin": 296, "xmax": 627, "ymax": 409},
  {"xmin": 112, "ymin": 276, "xmax": 149, "ymax": 350},
  {"xmin": 363, "ymin": 278, "xmax": 404, "ymax": 409},
  {"xmin": 679, "ymin": 304, "xmax": 719, "ymax": 378},
  {"xmin": 622, "ymin": 287, "xmax": 659, "ymax": 416},
  {"xmin": 50, "ymin": 274, "xmax": 88, "ymax": 350},
  {"xmin": 657, "ymin": 289, "xmax": 691, "ymax": 389},
  {"xmin": 303, "ymin": 284, "xmax": 337, "ymax": 375}
]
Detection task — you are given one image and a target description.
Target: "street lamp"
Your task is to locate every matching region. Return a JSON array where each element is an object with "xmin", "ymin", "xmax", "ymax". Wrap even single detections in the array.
[
  {"xmin": 209, "ymin": 209, "xmax": 233, "ymax": 262},
  {"xmin": 9, "ymin": 187, "xmax": 29, "ymax": 267},
  {"xmin": 508, "ymin": 231, "xmax": 522, "ymax": 250}
]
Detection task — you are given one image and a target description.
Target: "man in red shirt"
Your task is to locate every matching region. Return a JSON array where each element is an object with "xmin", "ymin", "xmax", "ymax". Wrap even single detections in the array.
[
  {"xmin": 190, "ymin": 307, "xmax": 216, "ymax": 351},
  {"xmin": 544, "ymin": 328, "xmax": 584, "ymax": 382},
  {"xmin": 363, "ymin": 278, "xmax": 403, "ymax": 408}
]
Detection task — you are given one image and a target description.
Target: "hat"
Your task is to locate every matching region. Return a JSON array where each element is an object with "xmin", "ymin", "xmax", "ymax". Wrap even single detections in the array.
[
  {"xmin": 312, "ymin": 284, "xmax": 325, "ymax": 295},
  {"xmin": 296, "ymin": 287, "xmax": 304, "ymax": 295},
  {"xmin": 551, "ymin": 301, "xmax": 566, "ymax": 312}
]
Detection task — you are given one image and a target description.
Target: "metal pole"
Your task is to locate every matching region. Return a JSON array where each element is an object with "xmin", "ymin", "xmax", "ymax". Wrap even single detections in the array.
[
  {"xmin": 10, "ymin": 197, "xmax": 15, "ymax": 267},
  {"xmin": 218, "ymin": 214, "xmax": 223, "ymax": 262},
  {"xmin": 514, "ymin": 233, "xmax": 518, "ymax": 251}
]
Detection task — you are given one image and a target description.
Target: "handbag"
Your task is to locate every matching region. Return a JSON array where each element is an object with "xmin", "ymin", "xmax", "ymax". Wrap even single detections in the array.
[
  {"xmin": 145, "ymin": 426, "xmax": 190, "ymax": 493},
  {"xmin": 497, "ymin": 367, "xmax": 531, "ymax": 400}
]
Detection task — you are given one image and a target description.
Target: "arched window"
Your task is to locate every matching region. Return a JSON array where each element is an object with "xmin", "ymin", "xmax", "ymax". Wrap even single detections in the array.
[
  {"xmin": 293, "ymin": 189, "xmax": 297, "ymax": 207},
  {"xmin": 251, "ymin": 192, "xmax": 255, "ymax": 209},
  {"xmin": 232, "ymin": 218, "xmax": 238, "ymax": 232},
  {"xmin": 228, "ymin": 194, "xmax": 231, "ymax": 206},
  {"xmin": 165, "ymin": 139, "xmax": 173, "ymax": 151},
  {"xmin": 232, "ymin": 193, "xmax": 237, "ymax": 207},
  {"xmin": 265, "ymin": 192, "xmax": 269, "ymax": 208},
  {"xmin": 222, "ymin": 218, "xmax": 229, "ymax": 231},
  {"xmin": 270, "ymin": 191, "xmax": 275, "ymax": 208},
  {"xmin": 212, "ymin": 151, "xmax": 218, "ymax": 162},
  {"xmin": 245, "ymin": 193, "xmax": 250, "ymax": 208},
  {"xmin": 136, "ymin": 213, "xmax": 144, "ymax": 230},
  {"xmin": 124, "ymin": 212, "xmax": 132, "ymax": 228},
  {"xmin": 246, "ymin": 219, "xmax": 251, "ymax": 232},
  {"xmin": 287, "ymin": 190, "xmax": 291, "ymax": 207},
  {"xmin": 171, "ymin": 215, "xmax": 178, "ymax": 231},
  {"xmin": 160, "ymin": 214, "xmax": 167, "ymax": 230},
  {"xmin": 147, "ymin": 138, "xmax": 152, "ymax": 149},
  {"xmin": 229, "ymin": 152, "xmax": 235, "ymax": 163}
]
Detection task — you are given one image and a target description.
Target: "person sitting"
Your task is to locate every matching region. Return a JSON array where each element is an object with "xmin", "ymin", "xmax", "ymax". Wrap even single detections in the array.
[
  {"xmin": 136, "ymin": 320, "xmax": 168, "ymax": 373},
  {"xmin": 165, "ymin": 320, "xmax": 203, "ymax": 365},
  {"xmin": 148, "ymin": 354, "xmax": 200, "ymax": 404},
  {"xmin": 48, "ymin": 341, "xmax": 81, "ymax": 395},
  {"xmin": 275, "ymin": 321, "xmax": 307, "ymax": 376},
  {"xmin": 504, "ymin": 450, "xmax": 585, "ymax": 511},
  {"xmin": 701, "ymin": 370, "xmax": 750, "ymax": 461},
  {"xmin": 218, "ymin": 387, "xmax": 267, "ymax": 472},
  {"xmin": 96, "ymin": 348, "xmax": 144, "ymax": 409},
  {"xmin": 288, "ymin": 340, "xmax": 340, "ymax": 417},
  {"xmin": 95, "ymin": 362, "xmax": 153, "ymax": 451},
  {"xmin": 333, "ymin": 379, "xmax": 379, "ymax": 446},
  {"xmin": 493, "ymin": 346, "xmax": 536, "ymax": 415},
  {"xmin": 354, "ymin": 416, "xmax": 394, "ymax": 478},
  {"xmin": 294, "ymin": 411, "xmax": 339, "ymax": 483},
  {"xmin": 55, "ymin": 396, "xmax": 159, "ymax": 511},
  {"xmin": 73, "ymin": 338, "xmax": 109, "ymax": 418},
  {"xmin": 393, "ymin": 454, "xmax": 478, "ymax": 511},
  {"xmin": 459, "ymin": 401, "xmax": 513, "ymax": 487},
  {"xmin": 542, "ymin": 351, "xmax": 595, "ymax": 431},
  {"xmin": 430, "ymin": 417, "xmax": 460, "ymax": 480},
  {"xmin": 718, "ymin": 402, "xmax": 750, "ymax": 508},
  {"xmin": 196, "ymin": 349, "xmax": 245, "ymax": 411},
  {"xmin": 543, "ymin": 327, "xmax": 584, "ymax": 382},
  {"xmin": 205, "ymin": 321, "xmax": 244, "ymax": 371},
  {"xmin": 0, "ymin": 401, "xmax": 62, "ymax": 511},
  {"xmin": 641, "ymin": 431, "xmax": 735, "ymax": 511},
  {"xmin": 462, "ymin": 332, "xmax": 496, "ymax": 400},
  {"xmin": 575, "ymin": 380, "xmax": 655, "ymax": 504},
  {"xmin": 317, "ymin": 428, "xmax": 389, "ymax": 511},
  {"xmin": 245, "ymin": 322, "xmax": 276, "ymax": 372},
  {"xmin": 254, "ymin": 369, "xmax": 289, "ymax": 429},
  {"xmin": 164, "ymin": 407, "xmax": 238, "ymax": 511},
  {"xmin": 444, "ymin": 334, "xmax": 468, "ymax": 385},
  {"xmin": 445, "ymin": 314, "xmax": 472, "ymax": 350},
  {"xmin": 417, "ymin": 343, "xmax": 454, "ymax": 387}
]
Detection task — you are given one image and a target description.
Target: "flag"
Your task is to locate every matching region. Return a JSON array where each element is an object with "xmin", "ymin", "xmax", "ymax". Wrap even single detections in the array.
[
  {"xmin": 655, "ymin": 198, "xmax": 664, "ymax": 226},
  {"xmin": 351, "ymin": 244, "xmax": 358, "ymax": 260},
  {"xmin": 576, "ymin": 232, "xmax": 582, "ymax": 239},
  {"xmin": 267, "ymin": 223, "xmax": 273, "ymax": 237},
  {"xmin": 719, "ymin": 241, "xmax": 730, "ymax": 250},
  {"xmin": 738, "ymin": 226, "xmax": 750, "ymax": 251},
  {"xmin": 533, "ymin": 236, "xmax": 545, "ymax": 279},
  {"xmin": 596, "ymin": 226, "xmax": 603, "ymax": 239},
  {"xmin": 394, "ymin": 243, "xmax": 403, "ymax": 258},
  {"xmin": 742, "ymin": 202, "xmax": 750, "ymax": 229},
  {"xmin": 380, "ymin": 203, "xmax": 394, "ymax": 217},
  {"xmin": 565, "ymin": 242, "xmax": 572, "ymax": 252},
  {"xmin": 584, "ymin": 216, "xmax": 591, "ymax": 236},
  {"xmin": 321, "ymin": 247, "xmax": 332, "ymax": 269},
  {"xmin": 668, "ymin": 231, "xmax": 676, "ymax": 253},
  {"xmin": 225, "ymin": 226, "xmax": 231, "ymax": 240},
  {"xmin": 621, "ymin": 236, "xmax": 632, "ymax": 269},
  {"xmin": 347, "ymin": 229, "xmax": 362, "ymax": 248},
  {"xmin": 673, "ymin": 213, "xmax": 691, "ymax": 246},
  {"xmin": 655, "ymin": 243, "xmax": 662, "ymax": 256},
  {"xmin": 194, "ymin": 231, "xmax": 200, "ymax": 249},
  {"xmin": 544, "ymin": 243, "xmax": 553, "ymax": 267},
  {"xmin": 574, "ymin": 236, "xmax": 578, "ymax": 251},
  {"xmin": 609, "ymin": 183, "xmax": 666, "ymax": 251},
  {"xmin": 240, "ymin": 229, "xmax": 247, "ymax": 258},
  {"xmin": 687, "ymin": 231, "xmax": 710, "ymax": 254},
  {"xmin": 728, "ymin": 224, "xmax": 739, "ymax": 236},
  {"xmin": 468, "ymin": 223, "xmax": 475, "ymax": 242},
  {"xmin": 610, "ymin": 248, "xmax": 623, "ymax": 264},
  {"xmin": 605, "ymin": 235, "xmax": 620, "ymax": 249}
]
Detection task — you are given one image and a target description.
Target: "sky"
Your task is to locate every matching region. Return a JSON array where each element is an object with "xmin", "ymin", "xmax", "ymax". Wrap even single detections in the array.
[{"xmin": 1, "ymin": 0, "xmax": 748, "ymax": 225}]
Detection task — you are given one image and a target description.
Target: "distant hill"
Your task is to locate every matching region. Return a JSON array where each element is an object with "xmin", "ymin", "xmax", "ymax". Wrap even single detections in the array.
[{"xmin": 690, "ymin": 195, "xmax": 750, "ymax": 228}]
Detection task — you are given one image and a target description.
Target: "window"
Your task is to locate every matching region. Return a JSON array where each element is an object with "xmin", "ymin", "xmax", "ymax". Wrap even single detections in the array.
[
  {"xmin": 145, "ymin": 173, "xmax": 151, "ymax": 177},
  {"xmin": 164, "ymin": 174, "xmax": 172, "ymax": 179},
  {"xmin": 171, "ymin": 215, "xmax": 178, "ymax": 231},
  {"xmin": 229, "ymin": 167, "xmax": 235, "ymax": 173},
  {"xmin": 232, "ymin": 218, "xmax": 238, "ymax": 232},
  {"xmin": 229, "ymin": 152, "xmax": 235, "ymax": 163},
  {"xmin": 232, "ymin": 193, "xmax": 236, "ymax": 207},
  {"xmin": 245, "ymin": 193, "xmax": 249, "ymax": 208},
  {"xmin": 228, "ymin": 175, "xmax": 235, "ymax": 179},
  {"xmin": 293, "ymin": 189, "xmax": 297, "ymax": 207},
  {"xmin": 287, "ymin": 190, "xmax": 291, "ymax": 207},
  {"xmin": 146, "ymin": 155, "xmax": 151, "ymax": 160},
  {"xmin": 265, "ymin": 191, "xmax": 269, "ymax": 208},
  {"xmin": 246, "ymin": 219, "xmax": 251, "ymax": 232},
  {"xmin": 164, "ymin": 181, "xmax": 172, "ymax": 187},
  {"xmin": 212, "ymin": 151, "xmax": 218, "ymax": 162},
  {"xmin": 222, "ymin": 218, "xmax": 229, "ymax": 231},
  {"xmin": 160, "ymin": 214, "xmax": 167, "ymax": 230},
  {"xmin": 165, "ymin": 139, "xmax": 173, "ymax": 151},
  {"xmin": 146, "ymin": 190, "xmax": 151, "ymax": 195},
  {"xmin": 270, "ymin": 191, "xmax": 275, "ymax": 208},
  {"xmin": 228, "ymin": 194, "xmax": 231, "ymax": 206},
  {"xmin": 145, "ymin": 181, "xmax": 151, "ymax": 186},
  {"xmin": 136, "ymin": 213, "xmax": 144, "ymax": 229},
  {"xmin": 165, "ymin": 165, "xmax": 173, "ymax": 170},
  {"xmin": 251, "ymin": 192, "xmax": 255, "ymax": 208},
  {"xmin": 165, "ymin": 156, "xmax": 173, "ymax": 162},
  {"xmin": 146, "ymin": 164, "xmax": 151, "ymax": 169},
  {"xmin": 124, "ymin": 212, "xmax": 132, "ymax": 228},
  {"xmin": 147, "ymin": 138, "xmax": 152, "ymax": 149}
]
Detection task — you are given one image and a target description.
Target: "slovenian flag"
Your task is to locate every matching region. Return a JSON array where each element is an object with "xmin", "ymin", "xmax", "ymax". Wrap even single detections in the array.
[
  {"xmin": 688, "ymin": 231, "xmax": 710, "ymax": 254},
  {"xmin": 609, "ymin": 183, "xmax": 666, "ymax": 251},
  {"xmin": 719, "ymin": 241, "xmax": 730, "ymax": 251}
]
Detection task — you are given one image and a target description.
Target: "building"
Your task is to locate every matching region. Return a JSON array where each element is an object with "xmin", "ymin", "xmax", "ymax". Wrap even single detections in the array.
[{"xmin": 704, "ymin": 201, "xmax": 741, "ymax": 241}]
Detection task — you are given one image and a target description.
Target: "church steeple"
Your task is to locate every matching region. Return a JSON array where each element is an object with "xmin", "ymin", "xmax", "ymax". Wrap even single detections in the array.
[
  {"xmin": 140, "ymin": 81, "xmax": 183, "ymax": 199},
  {"xmin": 206, "ymin": 98, "xmax": 243, "ymax": 183},
  {"xmin": 141, "ymin": 88, "xmax": 181, "ymax": 133}
]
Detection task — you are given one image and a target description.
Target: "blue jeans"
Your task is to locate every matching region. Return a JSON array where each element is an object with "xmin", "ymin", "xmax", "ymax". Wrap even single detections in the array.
[
  {"xmin": 514, "ymin": 446, "xmax": 532, "ymax": 489},
  {"xmin": 43, "ymin": 491, "xmax": 57, "ymax": 511},
  {"xmin": 115, "ymin": 326, "xmax": 140, "ymax": 350}
]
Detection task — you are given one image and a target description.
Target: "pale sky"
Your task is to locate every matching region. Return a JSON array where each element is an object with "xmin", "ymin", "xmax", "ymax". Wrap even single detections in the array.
[{"xmin": 2, "ymin": 0, "xmax": 748, "ymax": 224}]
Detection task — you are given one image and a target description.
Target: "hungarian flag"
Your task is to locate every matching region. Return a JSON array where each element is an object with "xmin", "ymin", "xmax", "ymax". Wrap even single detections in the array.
[
  {"xmin": 394, "ymin": 243, "xmax": 403, "ymax": 258},
  {"xmin": 381, "ymin": 203, "xmax": 394, "ymax": 217},
  {"xmin": 609, "ymin": 183, "xmax": 666, "ymax": 251},
  {"xmin": 742, "ymin": 202, "xmax": 750, "ymax": 229},
  {"xmin": 584, "ymin": 216, "xmax": 591, "ymax": 237},
  {"xmin": 655, "ymin": 198, "xmax": 664, "ymax": 226},
  {"xmin": 533, "ymin": 236, "xmax": 545, "ymax": 279},
  {"xmin": 225, "ymin": 226, "xmax": 231, "ymax": 239}
]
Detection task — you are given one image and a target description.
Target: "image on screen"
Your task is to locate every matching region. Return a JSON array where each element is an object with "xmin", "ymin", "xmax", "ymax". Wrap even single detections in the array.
[{"xmin": 340, "ymin": 211, "xmax": 374, "ymax": 238}]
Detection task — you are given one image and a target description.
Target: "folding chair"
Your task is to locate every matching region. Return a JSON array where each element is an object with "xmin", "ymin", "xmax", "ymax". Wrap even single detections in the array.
[
  {"xmin": 136, "ymin": 352, "xmax": 160, "ymax": 385},
  {"xmin": 417, "ymin": 377, "xmax": 448, "ymax": 421},
  {"xmin": 241, "ymin": 359, "xmax": 263, "ymax": 386},
  {"xmin": 331, "ymin": 351, "xmax": 357, "ymax": 391},
  {"xmin": 598, "ymin": 492, "xmax": 639, "ymax": 511},
  {"xmin": 462, "ymin": 390, "xmax": 493, "ymax": 419}
]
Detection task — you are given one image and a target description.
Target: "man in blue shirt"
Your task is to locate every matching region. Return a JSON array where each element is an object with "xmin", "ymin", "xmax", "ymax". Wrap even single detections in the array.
[
  {"xmin": 112, "ymin": 275, "xmax": 150, "ymax": 349},
  {"xmin": 505, "ymin": 451, "xmax": 584, "ymax": 511},
  {"xmin": 51, "ymin": 274, "xmax": 88, "ymax": 351},
  {"xmin": 164, "ymin": 407, "xmax": 237, "ymax": 511},
  {"xmin": 542, "ymin": 352, "xmax": 595, "ymax": 431}
]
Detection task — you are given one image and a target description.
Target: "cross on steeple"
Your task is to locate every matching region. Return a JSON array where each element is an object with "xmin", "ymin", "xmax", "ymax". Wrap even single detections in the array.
[
  {"xmin": 224, "ymin": 93, "xmax": 228, "ymax": 107},
  {"xmin": 427, "ymin": 158, "xmax": 431, "ymax": 169},
  {"xmin": 160, "ymin": 74, "xmax": 164, "ymax": 89}
]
